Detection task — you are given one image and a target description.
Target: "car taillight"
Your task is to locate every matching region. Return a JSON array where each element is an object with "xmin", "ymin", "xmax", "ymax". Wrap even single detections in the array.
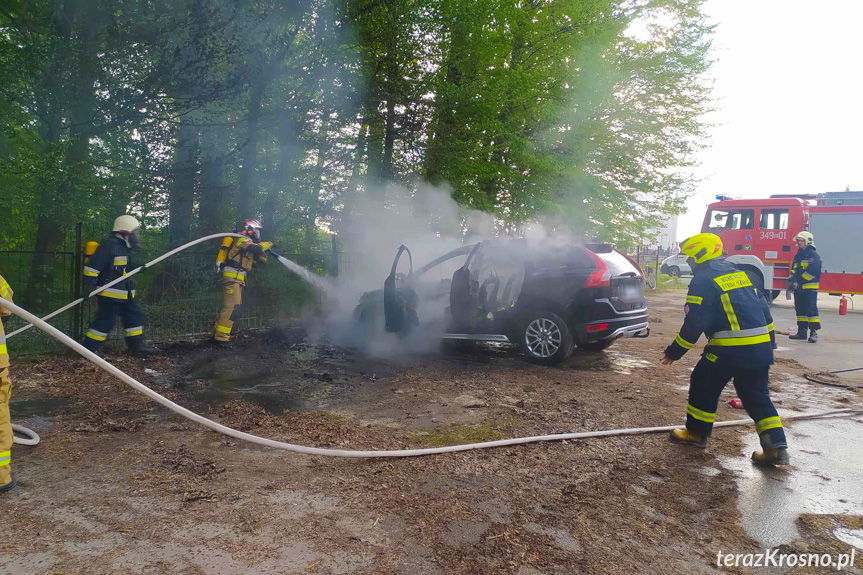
[
  {"xmin": 584, "ymin": 250, "xmax": 611, "ymax": 287},
  {"xmin": 586, "ymin": 322, "xmax": 609, "ymax": 333}
]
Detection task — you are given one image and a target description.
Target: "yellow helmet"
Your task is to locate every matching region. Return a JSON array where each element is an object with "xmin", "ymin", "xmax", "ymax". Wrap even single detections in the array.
[
  {"xmin": 794, "ymin": 231, "xmax": 814, "ymax": 246},
  {"xmin": 680, "ymin": 233, "xmax": 723, "ymax": 264}
]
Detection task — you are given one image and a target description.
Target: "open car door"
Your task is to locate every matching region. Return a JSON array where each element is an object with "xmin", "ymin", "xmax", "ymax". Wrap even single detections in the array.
[
  {"xmin": 384, "ymin": 245, "xmax": 419, "ymax": 334},
  {"xmin": 448, "ymin": 242, "xmax": 483, "ymax": 332}
]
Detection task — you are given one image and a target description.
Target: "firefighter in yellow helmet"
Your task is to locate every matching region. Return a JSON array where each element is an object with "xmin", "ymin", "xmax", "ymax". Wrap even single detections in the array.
[
  {"xmin": 661, "ymin": 233, "xmax": 789, "ymax": 465},
  {"xmin": 213, "ymin": 220, "xmax": 274, "ymax": 342},
  {"xmin": 1, "ymin": 273, "xmax": 16, "ymax": 493}
]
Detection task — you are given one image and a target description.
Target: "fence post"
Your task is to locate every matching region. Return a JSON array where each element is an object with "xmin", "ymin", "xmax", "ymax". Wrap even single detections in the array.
[
  {"xmin": 73, "ymin": 223, "xmax": 83, "ymax": 341},
  {"xmin": 330, "ymin": 235, "xmax": 339, "ymax": 278},
  {"xmin": 655, "ymin": 246, "xmax": 660, "ymax": 275}
]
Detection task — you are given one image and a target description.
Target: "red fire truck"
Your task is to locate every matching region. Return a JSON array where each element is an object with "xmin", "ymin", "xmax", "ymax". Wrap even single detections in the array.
[{"xmin": 700, "ymin": 194, "xmax": 863, "ymax": 299}]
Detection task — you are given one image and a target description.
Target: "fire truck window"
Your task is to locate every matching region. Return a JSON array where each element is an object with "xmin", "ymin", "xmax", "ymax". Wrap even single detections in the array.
[
  {"xmin": 759, "ymin": 209, "xmax": 789, "ymax": 230},
  {"xmin": 709, "ymin": 209, "xmax": 753, "ymax": 230}
]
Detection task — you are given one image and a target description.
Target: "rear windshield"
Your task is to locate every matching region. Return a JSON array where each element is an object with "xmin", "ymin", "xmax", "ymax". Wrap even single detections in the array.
[{"xmin": 597, "ymin": 250, "xmax": 641, "ymax": 277}]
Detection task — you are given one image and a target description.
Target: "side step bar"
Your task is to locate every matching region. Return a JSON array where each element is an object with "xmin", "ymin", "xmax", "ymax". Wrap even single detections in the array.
[{"xmin": 442, "ymin": 333, "xmax": 511, "ymax": 343}]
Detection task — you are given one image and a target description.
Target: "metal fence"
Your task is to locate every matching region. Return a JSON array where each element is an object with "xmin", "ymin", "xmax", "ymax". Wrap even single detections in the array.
[{"xmin": 1, "ymin": 226, "xmax": 341, "ymax": 355}]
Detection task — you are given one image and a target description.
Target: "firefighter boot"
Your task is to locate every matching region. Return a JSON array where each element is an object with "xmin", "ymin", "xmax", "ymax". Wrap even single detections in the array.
[
  {"xmin": 670, "ymin": 428, "xmax": 707, "ymax": 448},
  {"xmin": 808, "ymin": 330, "xmax": 818, "ymax": 343},
  {"xmin": 0, "ymin": 472, "xmax": 16, "ymax": 494},
  {"xmin": 788, "ymin": 328, "xmax": 808, "ymax": 340},
  {"xmin": 128, "ymin": 342, "xmax": 163, "ymax": 357},
  {"xmin": 752, "ymin": 435, "xmax": 789, "ymax": 466}
]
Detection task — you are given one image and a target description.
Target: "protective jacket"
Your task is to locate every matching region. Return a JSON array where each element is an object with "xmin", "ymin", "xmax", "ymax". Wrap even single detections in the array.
[
  {"xmin": 665, "ymin": 258, "xmax": 774, "ymax": 367},
  {"xmin": 83, "ymin": 232, "xmax": 137, "ymax": 300},
  {"xmin": 219, "ymin": 237, "xmax": 271, "ymax": 285},
  {"xmin": 789, "ymin": 245, "xmax": 821, "ymax": 290}
]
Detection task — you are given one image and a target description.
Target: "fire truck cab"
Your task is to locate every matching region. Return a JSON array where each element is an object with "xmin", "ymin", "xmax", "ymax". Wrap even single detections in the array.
[{"xmin": 701, "ymin": 195, "xmax": 863, "ymax": 299}]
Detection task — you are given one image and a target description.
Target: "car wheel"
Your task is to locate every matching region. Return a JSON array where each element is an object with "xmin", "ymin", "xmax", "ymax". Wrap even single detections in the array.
[
  {"xmin": 668, "ymin": 266, "xmax": 680, "ymax": 277},
  {"xmin": 577, "ymin": 339, "xmax": 615, "ymax": 352},
  {"xmin": 519, "ymin": 311, "xmax": 573, "ymax": 366}
]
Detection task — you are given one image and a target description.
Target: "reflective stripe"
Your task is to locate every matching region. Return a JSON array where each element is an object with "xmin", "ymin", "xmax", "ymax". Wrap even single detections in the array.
[
  {"xmin": 685, "ymin": 295, "xmax": 703, "ymax": 305},
  {"xmin": 223, "ymin": 266, "xmax": 246, "ymax": 280},
  {"xmin": 124, "ymin": 326, "xmax": 143, "ymax": 337},
  {"xmin": 802, "ymin": 282, "xmax": 819, "ymax": 289},
  {"xmin": 802, "ymin": 272, "xmax": 814, "ymax": 281},
  {"xmin": 711, "ymin": 326, "xmax": 770, "ymax": 340},
  {"xmin": 808, "ymin": 317, "xmax": 820, "ymax": 323},
  {"xmin": 113, "ymin": 256, "xmax": 128, "ymax": 266},
  {"xmin": 756, "ymin": 416, "xmax": 783, "ymax": 434},
  {"xmin": 801, "ymin": 261, "xmax": 808, "ymax": 269},
  {"xmin": 98, "ymin": 288, "xmax": 135, "ymax": 300},
  {"xmin": 675, "ymin": 334, "xmax": 695, "ymax": 349},
  {"xmin": 705, "ymin": 352, "xmax": 718, "ymax": 362},
  {"xmin": 797, "ymin": 316, "xmax": 808, "ymax": 322},
  {"xmin": 0, "ymin": 344, "xmax": 7, "ymax": 355},
  {"xmin": 86, "ymin": 329, "xmax": 108, "ymax": 341},
  {"xmin": 708, "ymin": 333, "xmax": 771, "ymax": 346},
  {"xmin": 216, "ymin": 324, "xmax": 232, "ymax": 334},
  {"xmin": 0, "ymin": 280, "xmax": 10, "ymax": 296},
  {"xmin": 719, "ymin": 293, "xmax": 741, "ymax": 331},
  {"xmin": 83, "ymin": 266, "xmax": 100, "ymax": 277},
  {"xmin": 0, "ymin": 450, "xmax": 10, "ymax": 467},
  {"xmin": 766, "ymin": 323, "xmax": 774, "ymax": 333},
  {"xmin": 687, "ymin": 404, "xmax": 716, "ymax": 423}
]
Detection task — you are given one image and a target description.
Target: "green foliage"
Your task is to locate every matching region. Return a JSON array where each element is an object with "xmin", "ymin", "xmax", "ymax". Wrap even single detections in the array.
[{"xmin": 0, "ymin": 0, "xmax": 713, "ymax": 258}]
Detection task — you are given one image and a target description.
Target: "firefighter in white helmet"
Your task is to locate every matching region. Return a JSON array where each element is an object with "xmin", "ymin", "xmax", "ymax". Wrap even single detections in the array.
[
  {"xmin": 213, "ymin": 219, "xmax": 274, "ymax": 342},
  {"xmin": 82, "ymin": 215, "xmax": 161, "ymax": 356},
  {"xmin": 788, "ymin": 231, "xmax": 821, "ymax": 343}
]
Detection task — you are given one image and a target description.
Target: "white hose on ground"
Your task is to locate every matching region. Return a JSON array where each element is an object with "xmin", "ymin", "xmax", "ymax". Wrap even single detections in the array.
[
  {"xmin": 7, "ymin": 232, "xmax": 246, "ymax": 339},
  {"xmin": 11, "ymin": 424, "xmax": 39, "ymax": 446},
  {"xmin": 2, "ymin": 284, "xmax": 861, "ymax": 458}
]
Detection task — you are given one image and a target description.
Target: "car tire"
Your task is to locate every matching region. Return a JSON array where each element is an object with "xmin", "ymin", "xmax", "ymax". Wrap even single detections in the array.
[
  {"xmin": 577, "ymin": 339, "xmax": 615, "ymax": 352},
  {"xmin": 518, "ymin": 311, "xmax": 573, "ymax": 366},
  {"xmin": 668, "ymin": 266, "xmax": 680, "ymax": 277}
]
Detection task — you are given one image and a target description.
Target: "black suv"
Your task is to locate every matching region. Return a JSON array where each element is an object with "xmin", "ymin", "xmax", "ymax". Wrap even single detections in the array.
[{"xmin": 353, "ymin": 239, "xmax": 649, "ymax": 365}]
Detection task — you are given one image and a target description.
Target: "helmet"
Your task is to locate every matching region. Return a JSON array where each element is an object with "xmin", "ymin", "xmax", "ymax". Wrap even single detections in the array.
[
  {"xmin": 241, "ymin": 219, "xmax": 262, "ymax": 242},
  {"xmin": 680, "ymin": 233, "xmax": 723, "ymax": 264},
  {"xmin": 113, "ymin": 215, "xmax": 140, "ymax": 233},
  {"xmin": 794, "ymin": 231, "xmax": 814, "ymax": 246}
]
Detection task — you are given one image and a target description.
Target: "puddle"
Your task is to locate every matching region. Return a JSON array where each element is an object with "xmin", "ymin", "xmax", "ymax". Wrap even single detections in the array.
[
  {"xmin": 10, "ymin": 396, "xmax": 78, "ymax": 419},
  {"xmin": 568, "ymin": 351, "xmax": 652, "ymax": 375},
  {"xmin": 721, "ymin": 417, "xmax": 863, "ymax": 547},
  {"xmin": 833, "ymin": 527, "xmax": 863, "ymax": 550}
]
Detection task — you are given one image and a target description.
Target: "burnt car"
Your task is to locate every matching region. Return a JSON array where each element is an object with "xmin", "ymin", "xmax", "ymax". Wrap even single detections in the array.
[{"xmin": 353, "ymin": 239, "xmax": 649, "ymax": 365}]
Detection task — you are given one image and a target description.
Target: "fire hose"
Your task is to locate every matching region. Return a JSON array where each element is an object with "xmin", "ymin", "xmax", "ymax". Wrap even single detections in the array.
[{"xmin": 2, "ymin": 237, "xmax": 861, "ymax": 457}]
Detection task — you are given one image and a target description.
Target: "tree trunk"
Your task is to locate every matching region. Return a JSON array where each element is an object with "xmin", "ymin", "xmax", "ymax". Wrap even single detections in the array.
[
  {"xmin": 304, "ymin": 108, "xmax": 331, "ymax": 253},
  {"xmin": 237, "ymin": 75, "xmax": 266, "ymax": 217},
  {"xmin": 168, "ymin": 121, "xmax": 199, "ymax": 248},
  {"xmin": 382, "ymin": 98, "xmax": 397, "ymax": 181},
  {"xmin": 199, "ymin": 123, "xmax": 227, "ymax": 235}
]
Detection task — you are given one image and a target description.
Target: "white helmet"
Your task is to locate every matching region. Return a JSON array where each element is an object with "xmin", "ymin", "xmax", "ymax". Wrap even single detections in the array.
[{"xmin": 113, "ymin": 215, "xmax": 141, "ymax": 233}]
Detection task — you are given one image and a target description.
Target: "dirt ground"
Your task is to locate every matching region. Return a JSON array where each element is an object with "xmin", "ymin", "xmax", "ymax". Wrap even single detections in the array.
[{"xmin": 2, "ymin": 291, "xmax": 862, "ymax": 575}]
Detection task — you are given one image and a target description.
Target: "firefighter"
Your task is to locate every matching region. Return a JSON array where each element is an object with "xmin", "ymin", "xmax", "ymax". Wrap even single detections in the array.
[
  {"xmin": 83, "ymin": 215, "xmax": 161, "ymax": 356},
  {"xmin": 213, "ymin": 220, "xmax": 274, "ymax": 342},
  {"xmin": 661, "ymin": 233, "xmax": 788, "ymax": 466},
  {"xmin": 1, "ymin": 274, "xmax": 15, "ymax": 493},
  {"xmin": 788, "ymin": 231, "xmax": 821, "ymax": 343}
]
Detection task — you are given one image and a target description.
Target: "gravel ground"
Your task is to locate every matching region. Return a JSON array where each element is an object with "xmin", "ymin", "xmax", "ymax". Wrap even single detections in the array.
[{"xmin": 1, "ymin": 292, "xmax": 861, "ymax": 575}]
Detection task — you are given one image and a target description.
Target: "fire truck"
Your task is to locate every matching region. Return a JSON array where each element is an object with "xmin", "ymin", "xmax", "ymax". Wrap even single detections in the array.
[{"xmin": 700, "ymin": 192, "xmax": 863, "ymax": 300}]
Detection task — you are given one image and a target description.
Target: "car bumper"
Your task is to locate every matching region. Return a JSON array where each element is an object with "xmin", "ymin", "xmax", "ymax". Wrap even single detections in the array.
[{"xmin": 574, "ymin": 312, "xmax": 650, "ymax": 343}]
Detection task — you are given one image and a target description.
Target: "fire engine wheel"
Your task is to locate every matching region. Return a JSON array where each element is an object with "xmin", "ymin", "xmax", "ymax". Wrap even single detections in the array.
[{"xmin": 520, "ymin": 311, "xmax": 573, "ymax": 366}]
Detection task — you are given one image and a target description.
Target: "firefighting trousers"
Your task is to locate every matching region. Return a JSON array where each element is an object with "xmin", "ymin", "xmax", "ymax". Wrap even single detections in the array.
[
  {"xmin": 83, "ymin": 296, "xmax": 147, "ymax": 351},
  {"xmin": 685, "ymin": 357, "xmax": 787, "ymax": 448},
  {"xmin": 794, "ymin": 289, "xmax": 820, "ymax": 331},
  {"xmin": 1, "ymin": 359, "xmax": 12, "ymax": 487},
  {"xmin": 214, "ymin": 279, "xmax": 243, "ymax": 341}
]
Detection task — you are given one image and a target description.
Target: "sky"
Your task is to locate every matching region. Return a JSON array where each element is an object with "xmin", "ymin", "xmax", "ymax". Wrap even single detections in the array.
[{"xmin": 677, "ymin": 0, "xmax": 863, "ymax": 240}]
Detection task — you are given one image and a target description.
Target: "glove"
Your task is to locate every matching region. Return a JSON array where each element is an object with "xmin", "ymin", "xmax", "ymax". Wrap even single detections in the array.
[{"xmin": 261, "ymin": 241, "xmax": 275, "ymax": 252}]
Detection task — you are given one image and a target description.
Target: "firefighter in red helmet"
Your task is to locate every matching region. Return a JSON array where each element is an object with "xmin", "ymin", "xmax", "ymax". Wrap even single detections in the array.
[{"xmin": 213, "ymin": 220, "xmax": 274, "ymax": 342}]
